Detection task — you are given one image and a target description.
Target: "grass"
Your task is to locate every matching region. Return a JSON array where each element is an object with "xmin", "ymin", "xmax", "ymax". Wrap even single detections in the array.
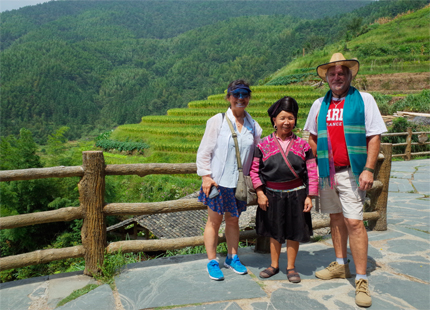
[
  {"xmin": 109, "ymin": 88, "xmax": 428, "ymax": 158},
  {"xmin": 359, "ymin": 63, "xmax": 429, "ymax": 75},
  {"xmin": 55, "ymin": 284, "xmax": 100, "ymax": 308},
  {"xmin": 266, "ymin": 6, "xmax": 429, "ymax": 84},
  {"xmin": 310, "ymin": 235, "xmax": 325, "ymax": 242},
  {"xmin": 349, "ymin": 7, "xmax": 429, "ymax": 46},
  {"xmin": 188, "ymin": 98, "xmax": 314, "ymax": 109},
  {"xmin": 167, "ymin": 107, "xmax": 310, "ymax": 118},
  {"xmin": 92, "ymin": 250, "xmax": 161, "ymax": 284},
  {"xmin": 249, "ymin": 273, "xmax": 266, "ymax": 289},
  {"xmin": 108, "ymin": 82, "xmax": 318, "ymax": 156},
  {"xmin": 113, "ymin": 118, "xmax": 306, "ymax": 149},
  {"xmin": 208, "ymin": 91, "xmax": 322, "ymax": 101}
]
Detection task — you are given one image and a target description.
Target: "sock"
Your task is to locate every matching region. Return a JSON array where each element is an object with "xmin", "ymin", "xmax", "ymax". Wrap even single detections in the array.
[
  {"xmin": 208, "ymin": 258, "xmax": 219, "ymax": 263},
  {"xmin": 227, "ymin": 254, "xmax": 233, "ymax": 259},
  {"xmin": 356, "ymin": 273, "xmax": 368, "ymax": 281},
  {"xmin": 336, "ymin": 257, "xmax": 348, "ymax": 265}
]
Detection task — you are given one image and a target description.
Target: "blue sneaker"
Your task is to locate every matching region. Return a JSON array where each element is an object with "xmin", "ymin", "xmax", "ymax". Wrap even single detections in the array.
[
  {"xmin": 224, "ymin": 255, "xmax": 247, "ymax": 274},
  {"xmin": 207, "ymin": 260, "xmax": 224, "ymax": 281}
]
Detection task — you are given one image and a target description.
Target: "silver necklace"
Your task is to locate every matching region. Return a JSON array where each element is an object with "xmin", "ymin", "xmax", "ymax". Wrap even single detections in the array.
[{"xmin": 332, "ymin": 99, "xmax": 342, "ymax": 109}]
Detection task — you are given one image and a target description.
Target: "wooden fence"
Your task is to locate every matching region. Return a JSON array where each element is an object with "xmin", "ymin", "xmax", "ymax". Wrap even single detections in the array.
[
  {"xmin": 0, "ymin": 144, "xmax": 393, "ymax": 276},
  {"xmin": 382, "ymin": 128, "xmax": 430, "ymax": 160}
]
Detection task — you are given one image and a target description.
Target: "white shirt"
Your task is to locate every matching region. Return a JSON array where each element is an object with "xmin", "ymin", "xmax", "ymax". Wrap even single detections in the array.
[
  {"xmin": 196, "ymin": 108, "xmax": 262, "ymax": 185},
  {"xmin": 218, "ymin": 117, "xmax": 254, "ymax": 188},
  {"xmin": 303, "ymin": 91, "xmax": 387, "ymax": 137}
]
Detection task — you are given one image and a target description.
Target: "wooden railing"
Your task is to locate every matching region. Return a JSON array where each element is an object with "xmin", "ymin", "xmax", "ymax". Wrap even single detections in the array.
[
  {"xmin": 382, "ymin": 128, "xmax": 430, "ymax": 160},
  {"xmin": 0, "ymin": 144, "xmax": 393, "ymax": 276}
]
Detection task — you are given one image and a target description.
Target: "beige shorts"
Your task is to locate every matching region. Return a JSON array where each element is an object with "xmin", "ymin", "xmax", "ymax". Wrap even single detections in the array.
[{"xmin": 319, "ymin": 167, "xmax": 366, "ymax": 220}]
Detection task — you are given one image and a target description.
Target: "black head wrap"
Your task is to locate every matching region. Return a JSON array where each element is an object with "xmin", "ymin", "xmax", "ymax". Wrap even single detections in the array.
[{"xmin": 267, "ymin": 96, "xmax": 299, "ymax": 127}]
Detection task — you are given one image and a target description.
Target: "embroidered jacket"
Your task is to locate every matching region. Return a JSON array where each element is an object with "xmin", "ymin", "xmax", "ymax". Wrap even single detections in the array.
[{"xmin": 250, "ymin": 133, "xmax": 318, "ymax": 196}]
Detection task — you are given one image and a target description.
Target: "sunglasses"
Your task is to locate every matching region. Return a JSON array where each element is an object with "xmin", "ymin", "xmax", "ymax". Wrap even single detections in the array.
[{"xmin": 231, "ymin": 91, "xmax": 250, "ymax": 99}]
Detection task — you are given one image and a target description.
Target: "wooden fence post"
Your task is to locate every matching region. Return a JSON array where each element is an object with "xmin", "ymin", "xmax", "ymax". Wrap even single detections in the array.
[
  {"xmin": 79, "ymin": 151, "xmax": 106, "ymax": 276},
  {"xmin": 369, "ymin": 143, "xmax": 392, "ymax": 231},
  {"xmin": 254, "ymin": 236, "xmax": 270, "ymax": 253},
  {"xmin": 404, "ymin": 127, "xmax": 412, "ymax": 161}
]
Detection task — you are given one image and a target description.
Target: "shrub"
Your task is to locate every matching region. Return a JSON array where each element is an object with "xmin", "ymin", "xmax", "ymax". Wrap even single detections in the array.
[
  {"xmin": 95, "ymin": 139, "xmax": 149, "ymax": 153},
  {"xmin": 390, "ymin": 89, "xmax": 430, "ymax": 113},
  {"xmin": 370, "ymin": 92, "xmax": 392, "ymax": 115},
  {"xmin": 95, "ymin": 130, "xmax": 113, "ymax": 141}
]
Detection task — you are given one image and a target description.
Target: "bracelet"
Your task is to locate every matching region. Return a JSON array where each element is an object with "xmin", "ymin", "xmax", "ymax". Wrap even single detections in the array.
[{"xmin": 363, "ymin": 167, "xmax": 375, "ymax": 174}]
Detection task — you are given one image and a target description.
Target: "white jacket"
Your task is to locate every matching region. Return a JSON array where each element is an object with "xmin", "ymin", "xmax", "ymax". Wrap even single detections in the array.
[{"xmin": 196, "ymin": 108, "xmax": 262, "ymax": 183}]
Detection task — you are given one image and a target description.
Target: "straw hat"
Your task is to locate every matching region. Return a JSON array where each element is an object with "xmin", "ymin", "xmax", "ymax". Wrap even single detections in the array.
[{"xmin": 316, "ymin": 53, "xmax": 359, "ymax": 82}]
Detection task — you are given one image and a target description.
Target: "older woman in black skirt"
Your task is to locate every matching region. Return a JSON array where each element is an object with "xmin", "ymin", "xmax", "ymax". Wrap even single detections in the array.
[{"xmin": 249, "ymin": 97, "xmax": 318, "ymax": 282}]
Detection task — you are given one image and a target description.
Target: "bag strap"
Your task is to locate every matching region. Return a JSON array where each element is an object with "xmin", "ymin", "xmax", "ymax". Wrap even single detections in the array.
[{"xmin": 225, "ymin": 116, "xmax": 243, "ymax": 172}]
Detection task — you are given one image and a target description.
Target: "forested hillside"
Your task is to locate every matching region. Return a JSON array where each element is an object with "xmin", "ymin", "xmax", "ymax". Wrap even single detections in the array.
[
  {"xmin": 1, "ymin": 0, "xmax": 370, "ymax": 49},
  {"xmin": 1, "ymin": 0, "xmax": 428, "ymax": 143}
]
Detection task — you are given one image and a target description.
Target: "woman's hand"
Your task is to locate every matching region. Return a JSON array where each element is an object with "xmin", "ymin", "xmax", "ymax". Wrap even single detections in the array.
[
  {"xmin": 256, "ymin": 187, "xmax": 269, "ymax": 211},
  {"xmin": 303, "ymin": 196, "xmax": 313, "ymax": 212},
  {"xmin": 202, "ymin": 175, "xmax": 217, "ymax": 197}
]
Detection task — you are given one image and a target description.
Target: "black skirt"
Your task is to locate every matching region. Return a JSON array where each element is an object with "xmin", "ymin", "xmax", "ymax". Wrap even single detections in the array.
[{"xmin": 256, "ymin": 187, "xmax": 313, "ymax": 244}]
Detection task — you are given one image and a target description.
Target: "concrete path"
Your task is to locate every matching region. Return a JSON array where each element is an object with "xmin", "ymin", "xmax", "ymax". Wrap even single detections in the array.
[{"xmin": 1, "ymin": 159, "xmax": 429, "ymax": 310}]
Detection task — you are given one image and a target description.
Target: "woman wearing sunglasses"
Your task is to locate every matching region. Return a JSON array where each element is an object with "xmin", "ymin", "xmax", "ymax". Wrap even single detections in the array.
[{"xmin": 197, "ymin": 79, "xmax": 262, "ymax": 281}]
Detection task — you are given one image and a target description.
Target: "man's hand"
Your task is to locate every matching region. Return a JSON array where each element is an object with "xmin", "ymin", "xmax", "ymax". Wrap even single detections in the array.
[
  {"xmin": 359, "ymin": 134, "xmax": 381, "ymax": 191},
  {"xmin": 359, "ymin": 170, "xmax": 374, "ymax": 191}
]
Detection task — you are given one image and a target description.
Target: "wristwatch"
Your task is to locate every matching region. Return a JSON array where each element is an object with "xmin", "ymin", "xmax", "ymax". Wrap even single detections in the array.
[{"xmin": 363, "ymin": 167, "xmax": 375, "ymax": 174}]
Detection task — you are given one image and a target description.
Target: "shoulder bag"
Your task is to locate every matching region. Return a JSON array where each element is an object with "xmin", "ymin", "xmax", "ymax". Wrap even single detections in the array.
[{"xmin": 225, "ymin": 116, "xmax": 258, "ymax": 205}]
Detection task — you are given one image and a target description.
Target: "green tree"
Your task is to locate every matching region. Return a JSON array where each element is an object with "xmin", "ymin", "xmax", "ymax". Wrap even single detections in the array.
[
  {"xmin": 0, "ymin": 128, "xmax": 42, "ymax": 170},
  {"xmin": 0, "ymin": 129, "xmax": 79, "ymax": 256},
  {"xmin": 44, "ymin": 126, "xmax": 73, "ymax": 167},
  {"xmin": 346, "ymin": 17, "xmax": 363, "ymax": 37}
]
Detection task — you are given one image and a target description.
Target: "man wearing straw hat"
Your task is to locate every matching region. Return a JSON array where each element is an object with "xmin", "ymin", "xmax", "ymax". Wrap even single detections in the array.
[{"xmin": 304, "ymin": 53, "xmax": 387, "ymax": 307}]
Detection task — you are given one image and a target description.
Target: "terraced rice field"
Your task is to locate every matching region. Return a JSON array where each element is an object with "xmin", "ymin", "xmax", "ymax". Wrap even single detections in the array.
[{"xmin": 111, "ymin": 85, "xmax": 325, "ymax": 155}]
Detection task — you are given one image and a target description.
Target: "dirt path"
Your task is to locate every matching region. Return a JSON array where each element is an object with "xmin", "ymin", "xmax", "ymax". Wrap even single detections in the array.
[{"xmin": 355, "ymin": 72, "xmax": 430, "ymax": 94}]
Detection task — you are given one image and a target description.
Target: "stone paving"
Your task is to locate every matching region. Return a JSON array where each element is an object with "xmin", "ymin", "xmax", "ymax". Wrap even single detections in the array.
[{"xmin": 1, "ymin": 159, "xmax": 429, "ymax": 310}]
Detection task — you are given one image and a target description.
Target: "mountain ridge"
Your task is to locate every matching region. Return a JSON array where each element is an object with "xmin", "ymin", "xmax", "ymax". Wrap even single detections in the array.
[{"xmin": 1, "ymin": 0, "xmax": 428, "ymax": 142}]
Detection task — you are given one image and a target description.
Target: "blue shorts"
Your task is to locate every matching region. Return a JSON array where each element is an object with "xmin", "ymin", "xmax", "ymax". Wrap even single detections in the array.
[{"xmin": 198, "ymin": 186, "xmax": 247, "ymax": 218}]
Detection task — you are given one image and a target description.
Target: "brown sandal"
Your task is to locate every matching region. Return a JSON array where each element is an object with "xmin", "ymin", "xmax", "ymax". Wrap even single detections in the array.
[
  {"xmin": 259, "ymin": 266, "xmax": 279, "ymax": 278},
  {"xmin": 286, "ymin": 268, "xmax": 301, "ymax": 283}
]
